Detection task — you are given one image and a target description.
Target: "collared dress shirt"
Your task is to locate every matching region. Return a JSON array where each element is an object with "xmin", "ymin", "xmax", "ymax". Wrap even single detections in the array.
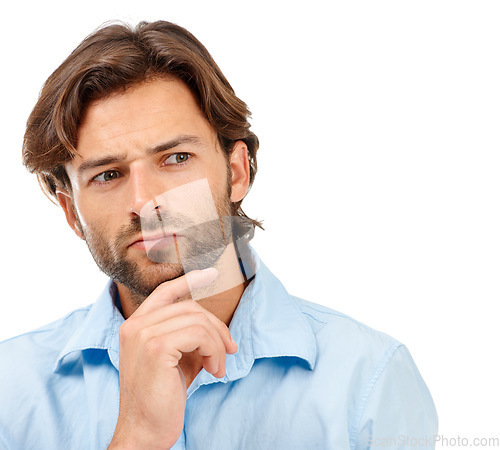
[{"xmin": 0, "ymin": 250, "xmax": 437, "ymax": 449}]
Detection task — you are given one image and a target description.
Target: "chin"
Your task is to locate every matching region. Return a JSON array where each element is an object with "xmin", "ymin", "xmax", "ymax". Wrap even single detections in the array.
[
  {"xmin": 145, "ymin": 262, "xmax": 185, "ymax": 284},
  {"xmin": 120, "ymin": 262, "xmax": 186, "ymax": 302}
]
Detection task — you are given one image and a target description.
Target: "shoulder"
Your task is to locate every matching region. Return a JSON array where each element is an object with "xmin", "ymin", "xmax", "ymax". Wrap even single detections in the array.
[
  {"xmin": 0, "ymin": 305, "xmax": 92, "ymax": 350},
  {"xmin": 0, "ymin": 305, "xmax": 93, "ymax": 444},
  {"xmin": 294, "ymin": 296, "xmax": 401, "ymax": 355},
  {"xmin": 0, "ymin": 305, "xmax": 92, "ymax": 384},
  {"xmin": 290, "ymin": 296, "xmax": 437, "ymax": 436},
  {"xmin": 290, "ymin": 296, "xmax": 414, "ymax": 401}
]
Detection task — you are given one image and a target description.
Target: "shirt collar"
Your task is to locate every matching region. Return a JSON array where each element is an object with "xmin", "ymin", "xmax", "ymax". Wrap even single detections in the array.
[
  {"xmin": 53, "ymin": 280, "xmax": 123, "ymax": 373},
  {"xmin": 226, "ymin": 247, "xmax": 317, "ymax": 377},
  {"xmin": 189, "ymin": 247, "xmax": 317, "ymax": 395},
  {"xmin": 54, "ymin": 247, "xmax": 318, "ymax": 378}
]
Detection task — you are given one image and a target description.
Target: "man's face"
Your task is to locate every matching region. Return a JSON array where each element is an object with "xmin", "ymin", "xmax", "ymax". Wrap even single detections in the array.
[{"xmin": 61, "ymin": 78, "xmax": 246, "ymax": 302}]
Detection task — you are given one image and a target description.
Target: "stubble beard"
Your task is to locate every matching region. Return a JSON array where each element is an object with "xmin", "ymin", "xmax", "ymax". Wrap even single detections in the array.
[{"xmin": 77, "ymin": 184, "xmax": 234, "ymax": 307}]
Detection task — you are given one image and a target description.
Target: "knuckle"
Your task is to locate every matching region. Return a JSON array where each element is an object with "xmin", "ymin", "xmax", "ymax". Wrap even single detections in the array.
[
  {"xmin": 192, "ymin": 311, "xmax": 210, "ymax": 325},
  {"xmin": 190, "ymin": 324, "xmax": 209, "ymax": 341},
  {"xmin": 118, "ymin": 321, "xmax": 133, "ymax": 341},
  {"xmin": 144, "ymin": 335, "xmax": 163, "ymax": 357},
  {"xmin": 119, "ymin": 317, "xmax": 141, "ymax": 340},
  {"xmin": 136, "ymin": 326, "xmax": 151, "ymax": 344}
]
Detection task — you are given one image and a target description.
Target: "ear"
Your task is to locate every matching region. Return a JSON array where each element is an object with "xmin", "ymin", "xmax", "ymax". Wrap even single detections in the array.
[
  {"xmin": 56, "ymin": 190, "xmax": 85, "ymax": 240},
  {"xmin": 229, "ymin": 140, "xmax": 250, "ymax": 203}
]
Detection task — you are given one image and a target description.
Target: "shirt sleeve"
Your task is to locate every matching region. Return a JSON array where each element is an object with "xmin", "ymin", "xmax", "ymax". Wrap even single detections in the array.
[{"xmin": 352, "ymin": 344, "xmax": 438, "ymax": 450}]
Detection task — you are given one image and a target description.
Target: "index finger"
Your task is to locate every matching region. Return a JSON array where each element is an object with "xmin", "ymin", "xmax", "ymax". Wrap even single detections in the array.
[{"xmin": 133, "ymin": 267, "xmax": 218, "ymax": 317}]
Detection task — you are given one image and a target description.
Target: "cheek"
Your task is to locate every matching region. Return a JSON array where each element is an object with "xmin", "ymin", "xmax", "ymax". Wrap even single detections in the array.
[
  {"xmin": 74, "ymin": 200, "xmax": 118, "ymax": 237},
  {"xmin": 207, "ymin": 159, "xmax": 232, "ymax": 198},
  {"xmin": 73, "ymin": 186, "xmax": 123, "ymax": 226}
]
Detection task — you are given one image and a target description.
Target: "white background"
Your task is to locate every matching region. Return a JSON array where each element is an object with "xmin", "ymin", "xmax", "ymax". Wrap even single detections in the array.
[{"xmin": 1, "ymin": 0, "xmax": 499, "ymax": 443}]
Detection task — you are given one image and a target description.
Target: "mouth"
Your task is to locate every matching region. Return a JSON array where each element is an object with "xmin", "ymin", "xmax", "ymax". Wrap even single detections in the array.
[{"xmin": 129, "ymin": 232, "xmax": 181, "ymax": 251}]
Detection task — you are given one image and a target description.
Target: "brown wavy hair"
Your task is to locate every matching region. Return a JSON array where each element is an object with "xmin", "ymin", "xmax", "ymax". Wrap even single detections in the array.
[{"xmin": 22, "ymin": 20, "xmax": 261, "ymax": 229}]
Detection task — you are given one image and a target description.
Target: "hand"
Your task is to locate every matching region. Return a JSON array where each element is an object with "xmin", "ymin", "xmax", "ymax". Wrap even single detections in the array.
[{"xmin": 108, "ymin": 268, "xmax": 238, "ymax": 449}]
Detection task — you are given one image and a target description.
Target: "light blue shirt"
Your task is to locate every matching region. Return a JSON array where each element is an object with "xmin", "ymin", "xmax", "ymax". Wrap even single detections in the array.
[{"xmin": 0, "ymin": 250, "xmax": 437, "ymax": 449}]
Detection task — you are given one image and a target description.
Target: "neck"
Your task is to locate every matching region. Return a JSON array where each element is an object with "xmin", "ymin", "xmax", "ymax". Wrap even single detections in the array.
[{"xmin": 117, "ymin": 242, "xmax": 247, "ymax": 325}]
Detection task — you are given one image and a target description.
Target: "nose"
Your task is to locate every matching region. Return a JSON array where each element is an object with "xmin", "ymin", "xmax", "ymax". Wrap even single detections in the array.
[{"xmin": 128, "ymin": 164, "xmax": 165, "ymax": 217}]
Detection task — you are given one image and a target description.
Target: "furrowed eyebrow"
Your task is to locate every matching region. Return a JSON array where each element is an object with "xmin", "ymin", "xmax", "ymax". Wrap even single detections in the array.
[
  {"xmin": 146, "ymin": 135, "xmax": 204, "ymax": 156},
  {"xmin": 76, "ymin": 155, "xmax": 125, "ymax": 176},
  {"xmin": 76, "ymin": 135, "xmax": 204, "ymax": 177}
]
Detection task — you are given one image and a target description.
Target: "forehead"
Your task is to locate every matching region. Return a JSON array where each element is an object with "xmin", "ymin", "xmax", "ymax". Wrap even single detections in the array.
[{"xmin": 75, "ymin": 78, "xmax": 217, "ymax": 159}]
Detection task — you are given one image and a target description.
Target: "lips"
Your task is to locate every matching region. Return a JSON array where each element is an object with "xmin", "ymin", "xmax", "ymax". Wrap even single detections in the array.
[{"xmin": 129, "ymin": 232, "xmax": 180, "ymax": 251}]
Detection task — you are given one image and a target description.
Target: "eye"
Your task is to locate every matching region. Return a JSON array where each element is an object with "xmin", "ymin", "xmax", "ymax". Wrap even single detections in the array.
[
  {"xmin": 92, "ymin": 170, "xmax": 121, "ymax": 183},
  {"xmin": 163, "ymin": 153, "xmax": 191, "ymax": 165}
]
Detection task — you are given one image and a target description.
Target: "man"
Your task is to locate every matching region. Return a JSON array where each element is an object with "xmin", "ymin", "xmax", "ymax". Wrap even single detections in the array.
[{"xmin": 0, "ymin": 20, "xmax": 437, "ymax": 449}]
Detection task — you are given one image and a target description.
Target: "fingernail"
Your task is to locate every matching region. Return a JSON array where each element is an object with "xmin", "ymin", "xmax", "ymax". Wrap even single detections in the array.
[{"xmin": 201, "ymin": 267, "xmax": 218, "ymax": 278}]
